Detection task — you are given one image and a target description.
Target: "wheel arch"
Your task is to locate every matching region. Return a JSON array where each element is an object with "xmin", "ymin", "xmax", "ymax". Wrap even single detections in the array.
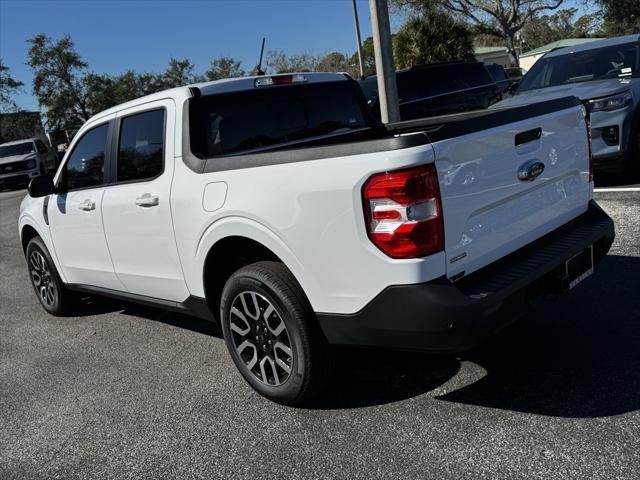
[
  {"xmin": 20, "ymin": 223, "xmax": 40, "ymax": 255},
  {"xmin": 196, "ymin": 217, "xmax": 318, "ymax": 321}
]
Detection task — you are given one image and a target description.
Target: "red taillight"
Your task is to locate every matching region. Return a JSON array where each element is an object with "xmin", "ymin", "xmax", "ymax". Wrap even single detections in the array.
[{"xmin": 362, "ymin": 164, "xmax": 444, "ymax": 259}]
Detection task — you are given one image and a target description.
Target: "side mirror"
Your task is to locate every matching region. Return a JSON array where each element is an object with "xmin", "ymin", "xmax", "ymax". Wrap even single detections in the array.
[
  {"xmin": 508, "ymin": 81, "xmax": 520, "ymax": 95},
  {"xmin": 28, "ymin": 175, "xmax": 56, "ymax": 198}
]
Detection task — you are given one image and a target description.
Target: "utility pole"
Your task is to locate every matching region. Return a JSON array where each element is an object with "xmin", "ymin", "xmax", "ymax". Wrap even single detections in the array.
[
  {"xmin": 352, "ymin": 0, "xmax": 365, "ymax": 78},
  {"xmin": 368, "ymin": 0, "xmax": 400, "ymax": 123}
]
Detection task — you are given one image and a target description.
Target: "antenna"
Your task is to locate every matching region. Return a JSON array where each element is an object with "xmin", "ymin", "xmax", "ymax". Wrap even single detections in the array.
[{"xmin": 255, "ymin": 37, "xmax": 266, "ymax": 76}]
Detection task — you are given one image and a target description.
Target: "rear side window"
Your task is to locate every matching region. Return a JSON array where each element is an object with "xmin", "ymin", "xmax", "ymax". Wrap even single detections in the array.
[
  {"xmin": 117, "ymin": 109, "xmax": 164, "ymax": 182},
  {"xmin": 452, "ymin": 63, "xmax": 493, "ymax": 88},
  {"xmin": 65, "ymin": 124, "xmax": 108, "ymax": 190},
  {"xmin": 189, "ymin": 81, "xmax": 369, "ymax": 157},
  {"xmin": 395, "ymin": 63, "xmax": 493, "ymax": 102}
]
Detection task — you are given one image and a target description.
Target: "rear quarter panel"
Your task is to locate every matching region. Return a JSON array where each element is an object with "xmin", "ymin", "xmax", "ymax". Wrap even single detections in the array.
[{"xmin": 170, "ymin": 139, "xmax": 447, "ymax": 315}]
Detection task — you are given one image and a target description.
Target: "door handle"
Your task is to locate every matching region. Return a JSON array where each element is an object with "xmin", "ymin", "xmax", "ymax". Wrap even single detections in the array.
[
  {"xmin": 135, "ymin": 193, "xmax": 159, "ymax": 207},
  {"xmin": 78, "ymin": 199, "xmax": 95, "ymax": 211},
  {"xmin": 515, "ymin": 127, "xmax": 542, "ymax": 146}
]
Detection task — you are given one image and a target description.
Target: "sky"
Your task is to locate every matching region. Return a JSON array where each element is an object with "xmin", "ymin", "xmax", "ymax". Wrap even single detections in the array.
[{"xmin": 1, "ymin": 0, "xmax": 593, "ymax": 112}]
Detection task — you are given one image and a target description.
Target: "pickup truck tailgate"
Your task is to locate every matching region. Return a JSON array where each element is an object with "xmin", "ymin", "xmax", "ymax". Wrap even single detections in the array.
[{"xmin": 429, "ymin": 97, "xmax": 591, "ymax": 279}]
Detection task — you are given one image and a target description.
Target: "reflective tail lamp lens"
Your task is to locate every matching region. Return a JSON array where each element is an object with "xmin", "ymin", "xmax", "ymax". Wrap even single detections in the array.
[{"xmin": 362, "ymin": 164, "xmax": 444, "ymax": 259}]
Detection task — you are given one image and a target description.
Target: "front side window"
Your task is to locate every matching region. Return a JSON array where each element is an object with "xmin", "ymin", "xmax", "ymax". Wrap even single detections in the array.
[
  {"xmin": 65, "ymin": 124, "xmax": 108, "ymax": 190},
  {"xmin": 35, "ymin": 139, "xmax": 48, "ymax": 154},
  {"xmin": 117, "ymin": 109, "xmax": 165, "ymax": 182}
]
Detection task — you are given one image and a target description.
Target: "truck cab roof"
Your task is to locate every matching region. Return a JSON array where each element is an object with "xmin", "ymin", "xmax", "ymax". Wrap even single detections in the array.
[{"xmin": 86, "ymin": 72, "xmax": 351, "ymax": 125}]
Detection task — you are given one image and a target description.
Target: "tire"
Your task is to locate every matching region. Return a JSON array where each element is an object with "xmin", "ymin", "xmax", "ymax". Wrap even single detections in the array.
[
  {"xmin": 220, "ymin": 261, "xmax": 332, "ymax": 405},
  {"xmin": 26, "ymin": 236, "xmax": 75, "ymax": 316}
]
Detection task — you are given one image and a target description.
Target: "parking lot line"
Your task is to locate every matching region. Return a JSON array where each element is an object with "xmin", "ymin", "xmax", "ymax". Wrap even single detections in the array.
[{"xmin": 594, "ymin": 187, "xmax": 640, "ymax": 193}]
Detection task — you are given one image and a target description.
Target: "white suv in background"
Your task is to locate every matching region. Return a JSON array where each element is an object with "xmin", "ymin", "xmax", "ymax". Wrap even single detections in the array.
[{"xmin": 0, "ymin": 137, "xmax": 57, "ymax": 189}]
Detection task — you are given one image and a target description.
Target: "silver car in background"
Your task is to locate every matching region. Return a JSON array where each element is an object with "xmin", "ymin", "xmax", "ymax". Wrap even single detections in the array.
[
  {"xmin": 497, "ymin": 34, "xmax": 640, "ymax": 174},
  {"xmin": 0, "ymin": 138, "xmax": 57, "ymax": 189}
]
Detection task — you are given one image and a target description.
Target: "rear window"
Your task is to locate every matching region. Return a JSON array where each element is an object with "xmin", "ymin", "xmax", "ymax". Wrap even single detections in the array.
[{"xmin": 189, "ymin": 80, "xmax": 370, "ymax": 158}]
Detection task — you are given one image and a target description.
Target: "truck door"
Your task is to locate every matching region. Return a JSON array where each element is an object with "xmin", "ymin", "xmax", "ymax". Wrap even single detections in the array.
[
  {"xmin": 101, "ymin": 100, "xmax": 189, "ymax": 301},
  {"xmin": 48, "ymin": 118, "xmax": 125, "ymax": 291}
]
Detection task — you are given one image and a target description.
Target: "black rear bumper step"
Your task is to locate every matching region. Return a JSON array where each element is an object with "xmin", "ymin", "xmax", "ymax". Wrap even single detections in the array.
[{"xmin": 316, "ymin": 201, "xmax": 614, "ymax": 353}]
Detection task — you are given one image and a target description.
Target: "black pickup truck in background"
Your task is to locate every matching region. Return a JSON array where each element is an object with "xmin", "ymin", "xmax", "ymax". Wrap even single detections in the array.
[{"xmin": 359, "ymin": 61, "xmax": 503, "ymax": 121}]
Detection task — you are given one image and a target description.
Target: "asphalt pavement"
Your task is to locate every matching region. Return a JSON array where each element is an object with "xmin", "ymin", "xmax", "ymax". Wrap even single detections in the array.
[{"xmin": 1, "ymin": 182, "xmax": 639, "ymax": 479}]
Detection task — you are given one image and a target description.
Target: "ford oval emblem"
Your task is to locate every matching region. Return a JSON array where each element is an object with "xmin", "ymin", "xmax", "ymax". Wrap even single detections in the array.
[{"xmin": 518, "ymin": 161, "xmax": 545, "ymax": 181}]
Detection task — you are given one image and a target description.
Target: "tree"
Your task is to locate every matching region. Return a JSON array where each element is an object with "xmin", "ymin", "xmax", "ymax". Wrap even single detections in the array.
[
  {"xmin": 521, "ymin": 7, "xmax": 598, "ymax": 51},
  {"xmin": 0, "ymin": 59, "xmax": 24, "ymax": 112},
  {"xmin": 159, "ymin": 58, "xmax": 203, "ymax": 88},
  {"xmin": 266, "ymin": 50, "xmax": 321, "ymax": 74},
  {"xmin": 316, "ymin": 52, "xmax": 350, "ymax": 72},
  {"xmin": 394, "ymin": 0, "xmax": 566, "ymax": 66},
  {"xmin": 393, "ymin": 10, "xmax": 474, "ymax": 69},
  {"xmin": 596, "ymin": 0, "xmax": 640, "ymax": 36},
  {"xmin": 27, "ymin": 34, "xmax": 91, "ymax": 131},
  {"xmin": 205, "ymin": 56, "xmax": 245, "ymax": 81},
  {"xmin": 349, "ymin": 36, "xmax": 376, "ymax": 77},
  {"xmin": 84, "ymin": 70, "xmax": 165, "ymax": 114}
]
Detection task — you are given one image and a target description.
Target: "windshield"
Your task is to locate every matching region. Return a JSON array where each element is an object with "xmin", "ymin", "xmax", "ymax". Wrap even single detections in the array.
[
  {"xmin": 0, "ymin": 142, "xmax": 35, "ymax": 158},
  {"xmin": 519, "ymin": 41, "xmax": 640, "ymax": 92}
]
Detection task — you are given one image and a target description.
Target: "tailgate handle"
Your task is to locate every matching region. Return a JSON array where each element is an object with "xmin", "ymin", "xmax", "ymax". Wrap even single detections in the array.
[{"xmin": 515, "ymin": 128, "xmax": 542, "ymax": 146}]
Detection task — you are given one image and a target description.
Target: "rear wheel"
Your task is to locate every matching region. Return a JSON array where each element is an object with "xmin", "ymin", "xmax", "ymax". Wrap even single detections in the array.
[
  {"xmin": 220, "ymin": 261, "xmax": 332, "ymax": 405},
  {"xmin": 26, "ymin": 236, "xmax": 75, "ymax": 316}
]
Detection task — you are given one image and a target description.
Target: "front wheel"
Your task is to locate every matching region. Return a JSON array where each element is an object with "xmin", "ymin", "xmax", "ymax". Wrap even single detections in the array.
[
  {"xmin": 26, "ymin": 236, "xmax": 75, "ymax": 316},
  {"xmin": 220, "ymin": 261, "xmax": 332, "ymax": 405}
]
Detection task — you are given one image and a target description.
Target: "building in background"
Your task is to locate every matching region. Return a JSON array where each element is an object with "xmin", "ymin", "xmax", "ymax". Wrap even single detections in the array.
[
  {"xmin": 474, "ymin": 46, "xmax": 512, "ymax": 67},
  {"xmin": 519, "ymin": 38, "xmax": 601, "ymax": 71}
]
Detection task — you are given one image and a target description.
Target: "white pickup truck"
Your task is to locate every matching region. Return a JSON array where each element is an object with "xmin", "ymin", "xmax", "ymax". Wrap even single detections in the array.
[{"xmin": 19, "ymin": 73, "xmax": 614, "ymax": 405}]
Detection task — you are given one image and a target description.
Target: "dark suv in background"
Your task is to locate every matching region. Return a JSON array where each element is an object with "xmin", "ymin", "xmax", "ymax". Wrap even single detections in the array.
[
  {"xmin": 485, "ymin": 63, "xmax": 512, "ymax": 94},
  {"xmin": 359, "ymin": 61, "xmax": 502, "ymax": 121}
]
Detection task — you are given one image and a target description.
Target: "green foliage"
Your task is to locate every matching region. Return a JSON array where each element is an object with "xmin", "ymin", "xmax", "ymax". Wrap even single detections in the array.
[
  {"xmin": 316, "ymin": 52, "xmax": 350, "ymax": 72},
  {"xmin": 205, "ymin": 56, "xmax": 245, "ymax": 81},
  {"xmin": 349, "ymin": 36, "xmax": 377, "ymax": 77},
  {"xmin": 392, "ymin": 0, "xmax": 567, "ymax": 66},
  {"xmin": 84, "ymin": 71, "xmax": 165, "ymax": 114},
  {"xmin": 393, "ymin": 12, "xmax": 474, "ymax": 69},
  {"xmin": 159, "ymin": 58, "xmax": 204, "ymax": 88},
  {"xmin": 0, "ymin": 59, "xmax": 24, "ymax": 112},
  {"xmin": 266, "ymin": 50, "xmax": 322, "ymax": 74},
  {"xmin": 27, "ymin": 34, "xmax": 90, "ymax": 131},
  {"xmin": 521, "ymin": 8, "xmax": 599, "ymax": 51},
  {"xmin": 596, "ymin": 0, "xmax": 640, "ymax": 36},
  {"xmin": 26, "ymin": 33, "xmax": 250, "ymax": 131}
]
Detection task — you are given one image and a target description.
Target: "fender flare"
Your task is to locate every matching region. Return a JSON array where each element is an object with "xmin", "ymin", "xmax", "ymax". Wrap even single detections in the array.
[
  {"xmin": 194, "ymin": 216, "xmax": 322, "ymax": 309},
  {"xmin": 18, "ymin": 214, "xmax": 68, "ymax": 283}
]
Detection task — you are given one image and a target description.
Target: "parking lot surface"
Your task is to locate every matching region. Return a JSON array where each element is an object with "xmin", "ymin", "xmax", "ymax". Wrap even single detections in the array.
[{"xmin": 1, "ymin": 185, "xmax": 639, "ymax": 479}]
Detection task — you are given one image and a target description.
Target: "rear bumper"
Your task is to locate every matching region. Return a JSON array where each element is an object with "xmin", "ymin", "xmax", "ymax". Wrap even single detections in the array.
[{"xmin": 317, "ymin": 201, "xmax": 615, "ymax": 353}]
